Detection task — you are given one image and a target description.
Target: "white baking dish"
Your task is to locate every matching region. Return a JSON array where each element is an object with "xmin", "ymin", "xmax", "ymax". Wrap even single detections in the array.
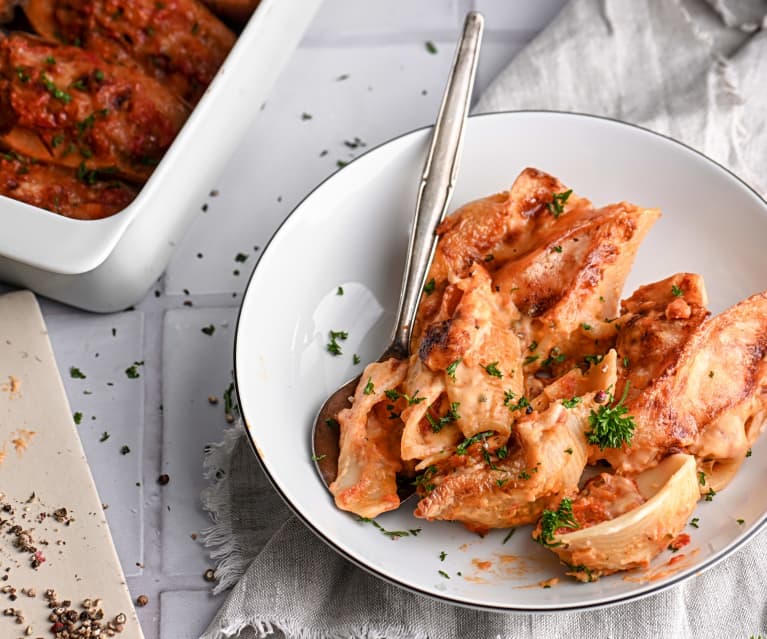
[{"xmin": 0, "ymin": 0, "xmax": 321, "ymax": 312}]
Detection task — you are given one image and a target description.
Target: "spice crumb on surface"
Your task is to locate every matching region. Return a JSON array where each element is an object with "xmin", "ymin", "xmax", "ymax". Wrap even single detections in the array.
[{"xmin": 135, "ymin": 594, "xmax": 148, "ymax": 607}]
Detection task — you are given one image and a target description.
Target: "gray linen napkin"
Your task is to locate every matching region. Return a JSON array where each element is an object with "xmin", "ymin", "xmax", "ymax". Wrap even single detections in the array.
[{"xmin": 201, "ymin": 1, "xmax": 767, "ymax": 637}]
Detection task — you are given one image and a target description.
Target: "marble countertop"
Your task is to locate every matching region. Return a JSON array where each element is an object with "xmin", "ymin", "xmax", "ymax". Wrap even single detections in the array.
[{"xmin": 0, "ymin": 2, "xmax": 565, "ymax": 636}]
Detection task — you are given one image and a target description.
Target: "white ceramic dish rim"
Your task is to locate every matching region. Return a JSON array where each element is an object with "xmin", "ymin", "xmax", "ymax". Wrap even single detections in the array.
[
  {"xmin": 0, "ymin": 1, "xmax": 275, "ymax": 275},
  {"xmin": 233, "ymin": 110, "xmax": 767, "ymax": 613}
]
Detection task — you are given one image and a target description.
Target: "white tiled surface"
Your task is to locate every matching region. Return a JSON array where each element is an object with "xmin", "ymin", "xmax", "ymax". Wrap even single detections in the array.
[{"xmin": 2, "ymin": 2, "xmax": 565, "ymax": 637}]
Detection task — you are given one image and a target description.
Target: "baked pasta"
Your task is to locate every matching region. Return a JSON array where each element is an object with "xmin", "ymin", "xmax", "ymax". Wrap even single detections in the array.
[{"xmin": 326, "ymin": 167, "xmax": 767, "ymax": 581}]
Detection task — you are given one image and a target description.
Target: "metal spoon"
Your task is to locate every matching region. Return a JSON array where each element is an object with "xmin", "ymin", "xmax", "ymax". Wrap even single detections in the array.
[{"xmin": 313, "ymin": 11, "xmax": 484, "ymax": 491}]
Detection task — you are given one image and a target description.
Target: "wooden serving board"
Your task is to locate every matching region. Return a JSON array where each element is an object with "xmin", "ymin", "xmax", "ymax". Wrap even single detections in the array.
[{"xmin": 0, "ymin": 291, "xmax": 142, "ymax": 639}]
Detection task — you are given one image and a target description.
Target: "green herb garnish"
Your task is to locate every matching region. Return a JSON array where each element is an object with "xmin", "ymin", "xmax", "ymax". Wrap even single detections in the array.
[
  {"xmin": 423, "ymin": 278, "xmax": 436, "ymax": 295},
  {"xmin": 326, "ymin": 329, "xmax": 348, "ymax": 355},
  {"xmin": 426, "ymin": 402, "xmax": 460, "ymax": 433},
  {"xmin": 363, "ymin": 378, "xmax": 375, "ymax": 395},
  {"xmin": 483, "ymin": 362, "xmax": 503, "ymax": 378},
  {"xmin": 561, "ymin": 397, "xmax": 582, "ymax": 409},
  {"xmin": 446, "ymin": 358, "xmax": 461, "ymax": 381},
  {"xmin": 536, "ymin": 497, "xmax": 579, "ymax": 547},
  {"xmin": 585, "ymin": 382, "xmax": 636, "ymax": 450},
  {"xmin": 671, "ymin": 284, "xmax": 684, "ymax": 297},
  {"xmin": 547, "ymin": 189, "xmax": 572, "ymax": 218},
  {"xmin": 70, "ymin": 366, "xmax": 86, "ymax": 379},
  {"xmin": 455, "ymin": 430, "xmax": 493, "ymax": 455}
]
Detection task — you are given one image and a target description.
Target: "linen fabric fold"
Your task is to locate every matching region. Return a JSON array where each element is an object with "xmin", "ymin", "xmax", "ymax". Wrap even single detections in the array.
[{"xmin": 201, "ymin": 1, "xmax": 767, "ymax": 637}]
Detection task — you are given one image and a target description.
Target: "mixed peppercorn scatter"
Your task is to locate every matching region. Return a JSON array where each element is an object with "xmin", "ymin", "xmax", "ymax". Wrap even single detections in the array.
[{"xmin": 0, "ymin": 492, "xmax": 129, "ymax": 637}]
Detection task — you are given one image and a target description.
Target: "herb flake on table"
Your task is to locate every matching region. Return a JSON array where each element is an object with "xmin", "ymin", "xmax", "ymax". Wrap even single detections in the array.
[
  {"xmin": 425, "ymin": 41, "xmax": 438, "ymax": 54},
  {"xmin": 438, "ymin": 569, "xmax": 450, "ymax": 579},
  {"xmin": 301, "ymin": 112, "xmax": 313, "ymax": 120},
  {"xmin": 202, "ymin": 324, "xmax": 215, "ymax": 336},
  {"xmin": 73, "ymin": 411, "xmax": 83, "ymax": 425},
  {"xmin": 99, "ymin": 431, "xmax": 110, "ymax": 442},
  {"xmin": 120, "ymin": 445, "xmax": 130, "ymax": 455},
  {"xmin": 69, "ymin": 366, "xmax": 87, "ymax": 379},
  {"xmin": 125, "ymin": 361, "xmax": 144, "ymax": 379},
  {"xmin": 235, "ymin": 252, "xmax": 249, "ymax": 263},
  {"xmin": 689, "ymin": 517, "xmax": 700, "ymax": 528}
]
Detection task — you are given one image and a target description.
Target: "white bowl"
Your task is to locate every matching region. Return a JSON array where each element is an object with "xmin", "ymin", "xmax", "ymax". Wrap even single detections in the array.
[
  {"xmin": 234, "ymin": 111, "xmax": 767, "ymax": 611},
  {"xmin": 0, "ymin": 0, "xmax": 321, "ymax": 312}
]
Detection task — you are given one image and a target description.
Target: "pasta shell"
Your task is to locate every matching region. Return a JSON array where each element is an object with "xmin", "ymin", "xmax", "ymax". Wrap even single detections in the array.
[{"xmin": 540, "ymin": 453, "xmax": 699, "ymax": 580}]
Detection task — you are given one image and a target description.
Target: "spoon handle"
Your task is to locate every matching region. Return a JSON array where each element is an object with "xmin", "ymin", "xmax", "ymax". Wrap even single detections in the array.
[{"xmin": 389, "ymin": 11, "xmax": 484, "ymax": 358}]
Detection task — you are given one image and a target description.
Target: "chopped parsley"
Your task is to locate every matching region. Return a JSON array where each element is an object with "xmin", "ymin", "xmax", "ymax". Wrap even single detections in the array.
[
  {"xmin": 518, "ymin": 470, "xmax": 531, "ymax": 480},
  {"xmin": 336, "ymin": 285, "xmax": 344, "ymax": 295},
  {"xmin": 561, "ymin": 397, "xmax": 582, "ymax": 409},
  {"xmin": 384, "ymin": 389, "xmax": 425, "ymax": 405},
  {"xmin": 201, "ymin": 324, "xmax": 215, "ymax": 336},
  {"xmin": 523, "ymin": 355, "xmax": 539, "ymax": 365},
  {"xmin": 235, "ymin": 252, "xmax": 249, "ymax": 263},
  {"xmin": 99, "ymin": 431, "xmax": 110, "ymax": 442},
  {"xmin": 529, "ymin": 341, "xmax": 538, "ymax": 352},
  {"xmin": 698, "ymin": 471, "xmax": 706, "ymax": 486},
  {"xmin": 311, "ymin": 454, "xmax": 326, "ymax": 462},
  {"xmin": 564, "ymin": 447, "xmax": 573, "ymax": 455},
  {"xmin": 438, "ymin": 569, "xmax": 450, "ymax": 579},
  {"xmin": 413, "ymin": 465, "xmax": 437, "ymax": 492},
  {"xmin": 580, "ymin": 323, "xmax": 592, "ymax": 331},
  {"xmin": 456, "ymin": 430, "xmax": 493, "ymax": 455},
  {"xmin": 541, "ymin": 348, "xmax": 567, "ymax": 368},
  {"xmin": 552, "ymin": 245, "xmax": 563, "ymax": 253},
  {"xmin": 73, "ymin": 412, "xmax": 83, "ymax": 425},
  {"xmin": 671, "ymin": 284, "xmax": 684, "ymax": 297},
  {"xmin": 704, "ymin": 488, "xmax": 716, "ymax": 501},
  {"xmin": 326, "ymin": 329, "xmax": 348, "ymax": 355},
  {"xmin": 125, "ymin": 361, "xmax": 143, "ymax": 379},
  {"xmin": 737, "ymin": 518, "xmax": 745, "ymax": 525},
  {"xmin": 502, "ymin": 529, "xmax": 515, "ymax": 544},
  {"xmin": 623, "ymin": 357, "xmax": 631, "ymax": 368},
  {"xmin": 439, "ymin": 551, "xmax": 447, "ymax": 561},
  {"xmin": 483, "ymin": 361, "xmax": 503, "ymax": 378},
  {"xmin": 747, "ymin": 448, "xmax": 752, "ymax": 458},
  {"xmin": 446, "ymin": 358, "xmax": 461, "ymax": 381},
  {"xmin": 425, "ymin": 41, "xmax": 438, "ymax": 54},
  {"xmin": 69, "ymin": 366, "xmax": 87, "ymax": 379},
  {"xmin": 585, "ymin": 382, "xmax": 636, "ymax": 450},
  {"xmin": 358, "ymin": 517, "xmax": 421, "ymax": 540},
  {"xmin": 120, "ymin": 445, "xmax": 130, "ymax": 455},
  {"xmin": 325, "ymin": 417, "xmax": 339, "ymax": 429},
  {"xmin": 497, "ymin": 445, "xmax": 508, "ymax": 459},
  {"xmin": 353, "ymin": 354, "xmax": 361, "ymax": 365},
  {"xmin": 504, "ymin": 391, "xmax": 531, "ymax": 413},
  {"xmin": 222, "ymin": 382, "xmax": 237, "ymax": 419},
  {"xmin": 689, "ymin": 517, "xmax": 700, "ymax": 528},
  {"xmin": 547, "ymin": 189, "xmax": 572, "ymax": 218},
  {"xmin": 536, "ymin": 498, "xmax": 579, "ymax": 547},
  {"xmin": 363, "ymin": 378, "xmax": 375, "ymax": 395},
  {"xmin": 40, "ymin": 73, "xmax": 72, "ymax": 103},
  {"xmin": 583, "ymin": 353, "xmax": 605, "ymax": 366},
  {"xmin": 426, "ymin": 402, "xmax": 461, "ymax": 432},
  {"xmin": 423, "ymin": 278, "xmax": 436, "ymax": 295}
]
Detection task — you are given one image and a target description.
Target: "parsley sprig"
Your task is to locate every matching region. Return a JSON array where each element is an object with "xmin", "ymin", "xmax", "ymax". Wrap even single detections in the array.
[
  {"xmin": 456, "ymin": 430, "xmax": 494, "ymax": 455},
  {"xmin": 547, "ymin": 189, "xmax": 572, "ymax": 218},
  {"xmin": 326, "ymin": 330, "xmax": 348, "ymax": 355},
  {"xmin": 536, "ymin": 497, "xmax": 579, "ymax": 547},
  {"xmin": 585, "ymin": 382, "xmax": 636, "ymax": 450},
  {"xmin": 426, "ymin": 402, "xmax": 461, "ymax": 432}
]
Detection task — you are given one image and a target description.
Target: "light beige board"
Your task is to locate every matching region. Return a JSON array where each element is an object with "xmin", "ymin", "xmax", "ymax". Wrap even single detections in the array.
[{"xmin": 0, "ymin": 291, "xmax": 142, "ymax": 638}]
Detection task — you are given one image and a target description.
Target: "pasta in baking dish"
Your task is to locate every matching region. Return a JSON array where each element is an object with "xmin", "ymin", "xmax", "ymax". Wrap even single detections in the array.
[{"xmin": 327, "ymin": 167, "xmax": 767, "ymax": 581}]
